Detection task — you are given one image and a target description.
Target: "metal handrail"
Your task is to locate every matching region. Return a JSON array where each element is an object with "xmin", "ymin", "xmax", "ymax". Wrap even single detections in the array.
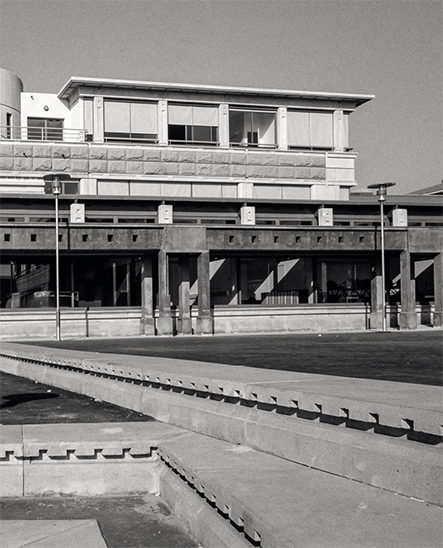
[{"xmin": 0, "ymin": 126, "xmax": 86, "ymax": 142}]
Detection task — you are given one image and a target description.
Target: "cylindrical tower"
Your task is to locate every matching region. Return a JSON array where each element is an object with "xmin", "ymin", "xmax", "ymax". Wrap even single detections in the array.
[{"xmin": 0, "ymin": 67, "xmax": 23, "ymax": 136}]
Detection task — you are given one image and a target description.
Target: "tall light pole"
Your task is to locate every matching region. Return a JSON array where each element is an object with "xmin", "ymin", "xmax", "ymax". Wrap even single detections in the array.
[
  {"xmin": 43, "ymin": 173, "xmax": 70, "ymax": 341},
  {"xmin": 368, "ymin": 182, "xmax": 396, "ymax": 332}
]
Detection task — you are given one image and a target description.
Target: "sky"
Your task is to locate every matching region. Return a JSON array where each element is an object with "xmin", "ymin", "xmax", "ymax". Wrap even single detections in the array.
[{"xmin": 0, "ymin": 0, "xmax": 441, "ymax": 195}]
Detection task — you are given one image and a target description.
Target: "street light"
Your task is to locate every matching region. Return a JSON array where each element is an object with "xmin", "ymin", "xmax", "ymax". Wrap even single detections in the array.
[
  {"xmin": 368, "ymin": 182, "xmax": 396, "ymax": 332},
  {"xmin": 43, "ymin": 173, "xmax": 70, "ymax": 341}
]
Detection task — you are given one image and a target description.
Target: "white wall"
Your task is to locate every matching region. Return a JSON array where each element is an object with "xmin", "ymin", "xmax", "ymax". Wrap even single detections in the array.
[{"xmin": 21, "ymin": 93, "xmax": 83, "ymax": 129}]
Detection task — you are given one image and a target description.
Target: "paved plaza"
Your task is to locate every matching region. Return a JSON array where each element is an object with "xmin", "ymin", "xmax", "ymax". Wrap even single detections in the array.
[{"xmin": 24, "ymin": 329, "xmax": 442, "ymax": 386}]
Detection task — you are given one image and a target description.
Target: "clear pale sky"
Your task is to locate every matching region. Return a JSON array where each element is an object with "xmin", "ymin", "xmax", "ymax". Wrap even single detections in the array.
[{"xmin": 1, "ymin": 0, "xmax": 441, "ymax": 194}]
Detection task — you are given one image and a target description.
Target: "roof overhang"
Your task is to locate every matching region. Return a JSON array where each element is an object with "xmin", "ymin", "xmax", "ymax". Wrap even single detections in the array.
[{"xmin": 58, "ymin": 76, "xmax": 374, "ymax": 107}]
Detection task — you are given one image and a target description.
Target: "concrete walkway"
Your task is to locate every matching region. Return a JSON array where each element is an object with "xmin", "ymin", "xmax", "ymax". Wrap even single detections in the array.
[{"xmin": 0, "ymin": 520, "xmax": 108, "ymax": 548}]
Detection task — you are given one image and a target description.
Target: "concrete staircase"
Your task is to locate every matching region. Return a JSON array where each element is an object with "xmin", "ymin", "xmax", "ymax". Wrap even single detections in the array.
[{"xmin": 0, "ymin": 343, "xmax": 442, "ymax": 547}]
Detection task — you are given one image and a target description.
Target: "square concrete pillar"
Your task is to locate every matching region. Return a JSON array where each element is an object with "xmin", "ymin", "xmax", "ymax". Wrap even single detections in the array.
[
  {"xmin": 433, "ymin": 253, "xmax": 442, "ymax": 327},
  {"xmin": 140, "ymin": 255, "xmax": 155, "ymax": 336},
  {"xmin": 93, "ymin": 97, "xmax": 104, "ymax": 142},
  {"xmin": 218, "ymin": 103, "xmax": 229, "ymax": 148},
  {"xmin": 196, "ymin": 251, "xmax": 212, "ymax": 335},
  {"xmin": 177, "ymin": 256, "xmax": 193, "ymax": 335},
  {"xmin": 158, "ymin": 100, "xmax": 168, "ymax": 145},
  {"xmin": 370, "ymin": 257, "xmax": 383, "ymax": 330},
  {"xmin": 157, "ymin": 250, "xmax": 174, "ymax": 336},
  {"xmin": 399, "ymin": 250, "xmax": 417, "ymax": 330}
]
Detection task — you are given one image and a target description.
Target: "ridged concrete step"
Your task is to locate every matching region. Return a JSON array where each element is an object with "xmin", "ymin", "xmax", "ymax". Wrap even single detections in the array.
[
  {"xmin": 158, "ymin": 432, "xmax": 443, "ymax": 548},
  {"xmin": 2, "ymin": 342, "xmax": 441, "ymax": 437},
  {"xmin": 0, "ymin": 343, "xmax": 441, "ymax": 505}
]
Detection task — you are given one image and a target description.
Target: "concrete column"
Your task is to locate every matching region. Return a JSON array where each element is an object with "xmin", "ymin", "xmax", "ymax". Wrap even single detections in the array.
[
  {"xmin": 140, "ymin": 255, "xmax": 155, "ymax": 335},
  {"xmin": 93, "ymin": 97, "xmax": 104, "ymax": 142},
  {"xmin": 333, "ymin": 110, "xmax": 349, "ymax": 152},
  {"xmin": 79, "ymin": 178, "xmax": 97, "ymax": 195},
  {"xmin": 306, "ymin": 258, "xmax": 315, "ymax": 304},
  {"xmin": 399, "ymin": 250, "xmax": 417, "ymax": 330},
  {"xmin": 370, "ymin": 257, "xmax": 383, "ymax": 330},
  {"xmin": 277, "ymin": 107, "xmax": 288, "ymax": 150},
  {"xmin": 433, "ymin": 253, "xmax": 443, "ymax": 327},
  {"xmin": 158, "ymin": 100, "xmax": 168, "ymax": 145},
  {"xmin": 219, "ymin": 103, "xmax": 229, "ymax": 148},
  {"xmin": 157, "ymin": 250, "xmax": 174, "ymax": 336},
  {"xmin": 177, "ymin": 256, "xmax": 192, "ymax": 335},
  {"xmin": 196, "ymin": 251, "xmax": 212, "ymax": 335}
]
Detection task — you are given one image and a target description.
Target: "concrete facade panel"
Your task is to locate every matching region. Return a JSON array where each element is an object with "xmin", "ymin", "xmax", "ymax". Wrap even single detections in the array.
[
  {"xmin": 71, "ymin": 159, "xmax": 89, "ymax": 173},
  {"xmin": 0, "ymin": 143, "xmax": 14, "ymax": 157},
  {"xmin": 90, "ymin": 159, "xmax": 108, "ymax": 173},
  {"xmin": 107, "ymin": 161, "xmax": 126, "ymax": 173},
  {"xmin": 246, "ymin": 165, "xmax": 264, "ymax": 178},
  {"xmin": 89, "ymin": 147, "xmax": 108, "ymax": 159},
  {"xmin": 126, "ymin": 161, "xmax": 144, "ymax": 174},
  {"xmin": 32, "ymin": 145, "xmax": 53, "ymax": 158},
  {"xmin": 13, "ymin": 144, "xmax": 33, "ymax": 157},
  {"xmin": 32, "ymin": 158, "xmax": 53, "ymax": 171},
  {"xmin": 0, "ymin": 157, "xmax": 13, "ymax": 169},
  {"xmin": 52, "ymin": 146, "xmax": 72, "ymax": 158},
  {"xmin": 229, "ymin": 164, "xmax": 246, "ymax": 177},
  {"xmin": 52, "ymin": 158, "xmax": 71, "ymax": 171},
  {"xmin": 125, "ymin": 148, "xmax": 144, "ymax": 160},
  {"xmin": 143, "ymin": 162, "xmax": 162, "ymax": 175},
  {"xmin": 13, "ymin": 157, "xmax": 33, "ymax": 171},
  {"xmin": 107, "ymin": 148, "xmax": 127, "ymax": 160}
]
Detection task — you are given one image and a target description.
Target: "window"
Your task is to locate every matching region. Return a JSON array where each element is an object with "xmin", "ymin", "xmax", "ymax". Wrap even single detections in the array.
[
  {"xmin": 104, "ymin": 101, "xmax": 158, "ymax": 143},
  {"xmin": 168, "ymin": 104, "xmax": 218, "ymax": 145},
  {"xmin": 27, "ymin": 118, "xmax": 63, "ymax": 141},
  {"xmin": 44, "ymin": 180, "xmax": 79, "ymax": 195},
  {"xmin": 229, "ymin": 109, "xmax": 276, "ymax": 147},
  {"xmin": 287, "ymin": 110, "xmax": 333, "ymax": 150},
  {"xmin": 6, "ymin": 113, "xmax": 12, "ymax": 139}
]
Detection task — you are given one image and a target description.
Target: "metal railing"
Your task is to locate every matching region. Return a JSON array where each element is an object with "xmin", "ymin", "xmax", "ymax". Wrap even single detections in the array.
[{"xmin": 0, "ymin": 126, "xmax": 87, "ymax": 143}]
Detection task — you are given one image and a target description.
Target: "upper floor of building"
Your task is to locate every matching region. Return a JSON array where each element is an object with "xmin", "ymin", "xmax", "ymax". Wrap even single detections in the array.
[{"xmin": 1, "ymin": 67, "xmax": 376, "ymax": 201}]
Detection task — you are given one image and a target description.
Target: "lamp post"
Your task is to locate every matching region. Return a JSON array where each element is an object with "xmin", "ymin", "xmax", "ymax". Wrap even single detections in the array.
[
  {"xmin": 43, "ymin": 173, "xmax": 70, "ymax": 341},
  {"xmin": 368, "ymin": 182, "xmax": 396, "ymax": 332}
]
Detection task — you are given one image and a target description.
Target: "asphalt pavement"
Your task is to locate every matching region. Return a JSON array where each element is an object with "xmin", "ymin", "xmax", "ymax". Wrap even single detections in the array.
[{"xmin": 22, "ymin": 329, "xmax": 443, "ymax": 385}]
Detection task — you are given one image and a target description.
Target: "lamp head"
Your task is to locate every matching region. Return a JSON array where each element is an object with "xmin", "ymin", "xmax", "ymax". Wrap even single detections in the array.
[
  {"xmin": 43, "ymin": 173, "xmax": 71, "ymax": 196},
  {"xmin": 367, "ymin": 182, "xmax": 396, "ymax": 196}
]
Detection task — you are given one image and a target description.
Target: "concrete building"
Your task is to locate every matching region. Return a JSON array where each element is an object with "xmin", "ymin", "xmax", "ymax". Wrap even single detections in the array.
[{"xmin": 0, "ymin": 67, "xmax": 441, "ymax": 338}]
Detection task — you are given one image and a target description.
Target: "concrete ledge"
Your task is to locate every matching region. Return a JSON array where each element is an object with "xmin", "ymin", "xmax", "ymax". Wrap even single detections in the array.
[
  {"xmin": 0, "ymin": 422, "xmax": 186, "ymax": 497},
  {"xmin": 1, "ymin": 342, "xmax": 441, "ymax": 436},
  {"xmin": 157, "ymin": 432, "xmax": 443, "ymax": 548}
]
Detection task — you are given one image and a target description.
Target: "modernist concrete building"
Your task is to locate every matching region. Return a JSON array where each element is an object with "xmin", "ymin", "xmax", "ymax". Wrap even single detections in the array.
[{"xmin": 0, "ymin": 67, "xmax": 441, "ymax": 338}]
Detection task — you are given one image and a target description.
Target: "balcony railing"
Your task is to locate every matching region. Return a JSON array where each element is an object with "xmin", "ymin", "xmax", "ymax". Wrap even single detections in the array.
[{"xmin": 0, "ymin": 126, "xmax": 86, "ymax": 143}]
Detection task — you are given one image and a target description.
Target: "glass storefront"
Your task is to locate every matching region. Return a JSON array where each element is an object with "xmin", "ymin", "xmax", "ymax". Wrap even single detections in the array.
[{"xmin": 0, "ymin": 257, "xmax": 142, "ymax": 308}]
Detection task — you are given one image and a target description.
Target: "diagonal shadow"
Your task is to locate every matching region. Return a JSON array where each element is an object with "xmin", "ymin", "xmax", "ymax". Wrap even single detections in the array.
[{"xmin": 0, "ymin": 393, "xmax": 60, "ymax": 409}]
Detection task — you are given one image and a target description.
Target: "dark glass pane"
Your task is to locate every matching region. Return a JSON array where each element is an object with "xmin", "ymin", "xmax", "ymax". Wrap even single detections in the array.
[{"xmin": 168, "ymin": 125, "xmax": 186, "ymax": 141}]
